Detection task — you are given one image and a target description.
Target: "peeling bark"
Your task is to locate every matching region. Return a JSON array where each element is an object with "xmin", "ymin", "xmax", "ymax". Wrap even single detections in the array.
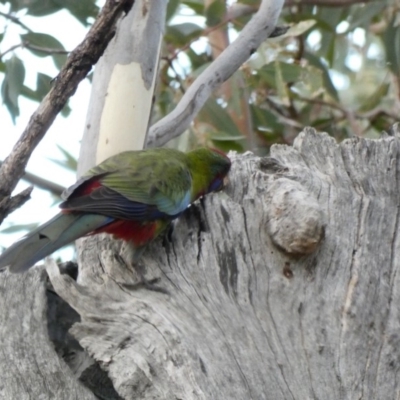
[{"xmin": 79, "ymin": 0, "xmax": 167, "ymax": 174}]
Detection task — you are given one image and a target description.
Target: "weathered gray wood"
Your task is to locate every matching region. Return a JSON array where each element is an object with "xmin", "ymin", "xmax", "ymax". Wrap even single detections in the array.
[
  {"xmin": 47, "ymin": 128, "xmax": 400, "ymax": 399},
  {"xmin": 0, "ymin": 268, "xmax": 97, "ymax": 400}
]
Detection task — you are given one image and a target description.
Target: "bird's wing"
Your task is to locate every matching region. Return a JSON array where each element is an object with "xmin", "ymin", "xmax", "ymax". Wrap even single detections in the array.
[
  {"xmin": 61, "ymin": 185, "xmax": 168, "ymax": 221},
  {"xmin": 61, "ymin": 156, "xmax": 192, "ymax": 220}
]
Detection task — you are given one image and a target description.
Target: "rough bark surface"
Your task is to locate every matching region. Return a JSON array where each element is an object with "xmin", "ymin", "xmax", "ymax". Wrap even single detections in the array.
[
  {"xmin": 45, "ymin": 128, "xmax": 400, "ymax": 399},
  {"xmin": 0, "ymin": 268, "xmax": 97, "ymax": 399}
]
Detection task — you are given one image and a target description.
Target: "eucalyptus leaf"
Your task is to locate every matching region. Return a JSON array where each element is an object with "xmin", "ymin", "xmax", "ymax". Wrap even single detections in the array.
[
  {"xmin": 182, "ymin": 0, "xmax": 204, "ymax": 14},
  {"xmin": 210, "ymin": 133, "xmax": 246, "ymax": 141},
  {"xmin": 21, "ymin": 32, "xmax": 67, "ymax": 69},
  {"xmin": 304, "ymin": 52, "xmax": 339, "ymax": 101},
  {"xmin": 198, "ymin": 99, "xmax": 243, "ymax": 138},
  {"xmin": 21, "ymin": 32, "xmax": 65, "ymax": 52},
  {"xmin": 49, "ymin": 145, "xmax": 78, "ymax": 172},
  {"xmin": 347, "ymin": 4, "xmax": 386, "ymax": 32},
  {"xmin": 166, "ymin": 23, "xmax": 203, "ymax": 46},
  {"xmin": 358, "ymin": 83, "xmax": 390, "ymax": 113},
  {"xmin": 1, "ymin": 55, "xmax": 25, "ymax": 122},
  {"xmin": 0, "ymin": 223, "xmax": 39, "ymax": 234},
  {"xmin": 382, "ymin": 20, "xmax": 400, "ymax": 76},
  {"xmin": 206, "ymin": 0, "xmax": 225, "ymax": 27},
  {"xmin": 167, "ymin": 0, "xmax": 181, "ymax": 21},
  {"xmin": 53, "ymin": 0, "xmax": 99, "ymax": 25},
  {"xmin": 211, "ymin": 139, "xmax": 244, "ymax": 153}
]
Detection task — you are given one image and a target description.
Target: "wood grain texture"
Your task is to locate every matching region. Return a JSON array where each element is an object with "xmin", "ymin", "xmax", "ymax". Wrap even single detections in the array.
[
  {"xmin": 0, "ymin": 268, "xmax": 97, "ymax": 399},
  {"xmin": 45, "ymin": 128, "xmax": 400, "ymax": 399},
  {"xmin": 2, "ymin": 128, "xmax": 398, "ymax": 398}
]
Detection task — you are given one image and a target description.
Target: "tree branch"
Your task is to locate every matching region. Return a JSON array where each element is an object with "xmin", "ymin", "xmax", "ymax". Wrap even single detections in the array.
[
  {"xmin": 22, "ymin": 171, "xmax": 65, "ymax": 197},
  {"xmin": 147, "ymin": 0, "xmax": 285, "ymax": 148},
  {"xmin": 0, "ymin": 10, "xmax": 32, "ymax": 32},
  {"xmin": 0, "ymin": 160, "xmax": 65, "ymax": 197},
  {"xmin": 215, "ymin": 1, "xmax": 372, "ymax": 22},
  {"xmin": 0, "ymin": 43, "xmax": 22, "ymax": 59},
  {"xmin": 296, "ymin": 94, "xmax": 399, "ymax": 123},
  {"xmin": 0, "ymin": 187, "xmax": 32, "ymax": 216},
  {"xmin": 226, "ymin": 4, "xmax": 257, "ymax": 20},
  {"xmin": 0, "ymin": 42, "xmax": 70, "ymax": 60},
  {"xmin": 0, "ymin": 0, "xmax": 135, "ymax": 225}
]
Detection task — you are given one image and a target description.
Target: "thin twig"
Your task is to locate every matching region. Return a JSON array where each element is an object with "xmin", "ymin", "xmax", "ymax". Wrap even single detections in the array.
[
  {"xmin": 0, "ymin": 0, "xmax": 135, "ymax": 224},
  {"xmin": 296, "ymin": 94, "xmax": 399, "ymax": 121},
  {"xmin": 22, "ymin": 171, "xmax": 65, "ymax": 197},
  {"xmin": 0, "ymin": 11, "xmax": 32, "ymax": 32},
  {"xmin": 0, "ymin": 41, "xmax": 70, "ymax": 60},
  {"xmin": 0, "ymin": 187, "xmax": 32, "ymax": 216},
  {"xmin": 0, "ymin": 43, "xmax": 22, "ymax": 59},
  {"xmin": 0, "ymin": 160, "xmax": 65, "ymax": 196},
  {"xmin": 166, "ymin": 7, "xmax": 287, "ymax": 64},
  {"xmin": 295, "ymin": 95, "xmax": 347, "ymax": 114}
]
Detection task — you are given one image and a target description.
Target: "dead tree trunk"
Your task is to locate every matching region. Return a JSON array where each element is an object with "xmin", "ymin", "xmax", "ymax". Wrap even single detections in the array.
[{"xmin": 43, "ymin": 128, "xmax": 400, "ymax": 399}]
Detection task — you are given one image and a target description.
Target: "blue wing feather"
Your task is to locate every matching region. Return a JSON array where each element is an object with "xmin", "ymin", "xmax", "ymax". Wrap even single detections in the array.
[{"xmin": 60, "ymin": 186, "xmax": 188, "ymax": 221}]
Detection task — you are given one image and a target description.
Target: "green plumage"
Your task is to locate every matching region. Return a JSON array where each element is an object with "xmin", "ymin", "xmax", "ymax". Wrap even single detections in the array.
[
  {"xmin": 0, "ymin": 147, "xmax": 231, "ymax": 273},
  {"xmin": 79, "ymin": 148, "xmax": 193, "ymax": 216}
]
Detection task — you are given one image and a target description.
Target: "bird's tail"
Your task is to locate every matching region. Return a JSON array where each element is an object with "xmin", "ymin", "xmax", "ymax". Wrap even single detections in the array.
[{"xmin": 0, "ymin": 212, "xmax": 111, "ymax": 273}]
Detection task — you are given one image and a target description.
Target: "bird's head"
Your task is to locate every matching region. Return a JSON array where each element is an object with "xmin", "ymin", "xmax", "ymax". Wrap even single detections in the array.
[{"xmin": 186, "ymin": 147, "xmax": 231, "ymax": 199}]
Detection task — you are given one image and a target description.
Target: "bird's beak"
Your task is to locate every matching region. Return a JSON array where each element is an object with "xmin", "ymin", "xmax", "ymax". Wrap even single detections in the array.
[{"xmin": 223, "ymin": 176, "xmax": 229, "ymax": 188}]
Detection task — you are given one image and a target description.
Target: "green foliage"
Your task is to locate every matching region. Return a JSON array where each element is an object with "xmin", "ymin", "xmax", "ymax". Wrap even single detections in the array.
[
  {"xmin": 205, "ymin": 0, "xmax": 225, "ymax": 27},
  {"xmin": 383, "ymin": 18, "xmax": 400, "ymax": 76},
  {"xmin": 0, "ymin": 0, "xmax": 97, "ymax": 123},
  {"xmin": 49, "ymin": 145, "xmax": 78, "ymax": 172},
  {"xmin": 7, "ymin": 0, "xmax": 97, "ymax": 23},
  {"xmin": 1, "ymin": 54, "xmax": 24, "ymax": 121},
  {"xmin": 20, "ymin": 32, "xmax": 67, "ymax": 68},
  {"xmin": 1, "ymin": 0, "xmax": 399, "ymax": 244},
  {"xmin": 156, "ymin": 0, "xmax": 400, "ymax": 153},
  {"xmin": 0, "ymin": 0, "xmax": 399, "ymax": 152}
]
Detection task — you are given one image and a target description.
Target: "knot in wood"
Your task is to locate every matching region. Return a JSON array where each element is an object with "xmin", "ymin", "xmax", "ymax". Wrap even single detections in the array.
[{"xmin": 265, "ymin": 178, "xmax": 325, "ymax": 255}]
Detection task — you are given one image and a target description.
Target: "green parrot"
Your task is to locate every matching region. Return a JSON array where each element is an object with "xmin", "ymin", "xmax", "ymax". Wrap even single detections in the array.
[{"xmin": 0, "ymin": 147, "xmax": 231, "ymax": 273}]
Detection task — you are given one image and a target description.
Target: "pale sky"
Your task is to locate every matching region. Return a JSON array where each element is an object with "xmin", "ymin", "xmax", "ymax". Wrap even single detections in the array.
[{"xmin": 0, "ymin": 5, "xmax": 94, "ymax": 252}]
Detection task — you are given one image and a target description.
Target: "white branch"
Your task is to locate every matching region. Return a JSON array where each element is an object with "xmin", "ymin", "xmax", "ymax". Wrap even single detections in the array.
[
  {"xmin": 78, "ymin": 1, "xmax": 167, "ymax": 175},
  {"xmin": 147, "ymin": 0, "xmax": 285, "ymax": 148}
]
